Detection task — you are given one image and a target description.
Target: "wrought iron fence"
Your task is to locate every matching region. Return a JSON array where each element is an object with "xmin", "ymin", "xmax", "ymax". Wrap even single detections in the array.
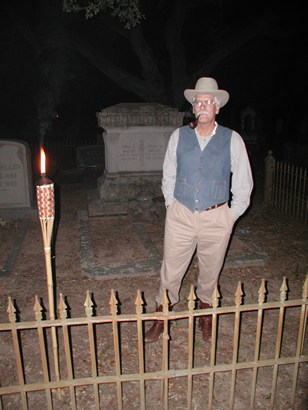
[
  {"xmin": 29, "ymin": 137, "xmax": 99, "ymax": 177},
  {"xmin": 264, "ymin": 150, "xmax": 308, "ymax": 223},
  {"xmin": 0, "ymin": 276, "xmax": 307, "ymax": 409}
]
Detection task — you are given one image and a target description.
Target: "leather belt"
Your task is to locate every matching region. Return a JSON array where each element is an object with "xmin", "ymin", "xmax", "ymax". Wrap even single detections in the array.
[{"xmin": 204, "ymin": 201, "xmax": 227, "ymax": 211}]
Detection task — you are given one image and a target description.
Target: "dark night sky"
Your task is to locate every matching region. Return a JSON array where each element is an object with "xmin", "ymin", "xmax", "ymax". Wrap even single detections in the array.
[{"xmin": 0, "ymin": 1, "xmax": 307, "ymax": 147}]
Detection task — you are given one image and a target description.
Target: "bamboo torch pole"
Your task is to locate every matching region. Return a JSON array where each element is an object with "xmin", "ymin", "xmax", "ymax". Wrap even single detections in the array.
[{"xmin": 36, "ymin": 148, "xmax": 60, "ymax": 388}]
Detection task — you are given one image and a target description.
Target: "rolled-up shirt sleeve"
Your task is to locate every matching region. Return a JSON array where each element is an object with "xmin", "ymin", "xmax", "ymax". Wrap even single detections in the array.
[
  {"xmin": 230, "ymin": 131, "xmax": 254, "ymax": 221},
  {"xmin": 161, "ymin": 128, "xmax": 179, "ymax": 207}
]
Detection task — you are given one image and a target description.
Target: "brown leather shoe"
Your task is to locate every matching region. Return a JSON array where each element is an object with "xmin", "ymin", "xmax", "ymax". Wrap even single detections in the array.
[
  {"xmin": 198, "ymin": 302, "xmax": 212, "ymax": 341},
  {"xmin": 145, "ymin": 305, "xmax": 164, "ymax": 343}
]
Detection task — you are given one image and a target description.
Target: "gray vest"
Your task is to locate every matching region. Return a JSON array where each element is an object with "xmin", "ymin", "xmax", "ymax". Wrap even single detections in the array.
[{"xmin": 174, "ymin": 125, "xmax": 232, "ymax": 212}]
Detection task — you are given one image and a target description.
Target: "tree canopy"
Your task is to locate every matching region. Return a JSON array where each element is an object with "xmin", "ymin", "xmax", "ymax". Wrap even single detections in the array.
[
  {"xmin": 0, "ymin": 0, "xmax": 305, "ymax": 139},
  {"xmin": 60, "ymin": 0, "xmax": 301, "ymax": 109},
  {"xmin": 63, "ymin": 0, "xmax": 145, "ymax": 28}
]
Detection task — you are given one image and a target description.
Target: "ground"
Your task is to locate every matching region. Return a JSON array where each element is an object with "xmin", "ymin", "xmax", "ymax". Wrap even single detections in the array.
[{"xmin": 0, "ymin": 170, "xmax": 307, "ymax": 409}]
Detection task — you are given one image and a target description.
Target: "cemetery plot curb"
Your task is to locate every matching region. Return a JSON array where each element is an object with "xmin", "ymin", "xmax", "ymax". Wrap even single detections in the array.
[
  {"xmin": 0, "ymin": 218, "xmax": 31, "ymax": 277},
  {"xmin": 78, "ymin": 210, "xmax": 268, "ymax": 280},
  {"xmin": 78, "ymin": 210, "xmax": 161, "ymax": 278}
]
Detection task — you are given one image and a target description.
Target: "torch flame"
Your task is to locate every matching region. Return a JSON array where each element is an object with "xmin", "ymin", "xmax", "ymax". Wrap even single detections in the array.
[{"xmin": 40, "ymin": 147, "xmax": 46, "ymax": 175}]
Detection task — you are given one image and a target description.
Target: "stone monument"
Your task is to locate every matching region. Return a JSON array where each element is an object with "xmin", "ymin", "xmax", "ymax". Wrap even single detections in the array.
[{"xmin": 88, "ymin": 103, "xmax": 183, "ymax": 216}]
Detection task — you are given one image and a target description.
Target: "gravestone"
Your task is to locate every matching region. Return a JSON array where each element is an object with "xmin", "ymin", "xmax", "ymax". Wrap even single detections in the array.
[
  {"xmin": 88, "ymin": 103, "xmax": 183, "ymax": 216},
  {"xmin": 76, "ymin": 145, "xmax": 105, "ymax": 169},
  {"xmin": 0, "ymin": 139, "xmax": 33, "ymax": 209}
]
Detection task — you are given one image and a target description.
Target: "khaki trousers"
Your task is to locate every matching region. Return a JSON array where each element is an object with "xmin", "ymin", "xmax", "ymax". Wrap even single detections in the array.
[{"xmin": 157, "ymin": 201, "xmax": 235, "ymax": 306}]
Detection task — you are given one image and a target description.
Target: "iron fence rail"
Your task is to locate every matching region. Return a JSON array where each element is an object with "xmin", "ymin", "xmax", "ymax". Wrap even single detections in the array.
[
  {"xmin": 0, "ymin": 276, "xmax": 307, "ymax": 409},
  {"xmin": 264, "ymin": 150, "xmax": 308, "ymax": 223},
  {"xmin": 29, "ymin": 137, "xmax": 99, "ymax": 175}
]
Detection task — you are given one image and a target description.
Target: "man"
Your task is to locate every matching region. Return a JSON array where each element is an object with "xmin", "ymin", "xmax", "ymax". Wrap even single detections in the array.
[{"xmin": 145, "ymin": 77, "xmax": 254, "ymax": 343}]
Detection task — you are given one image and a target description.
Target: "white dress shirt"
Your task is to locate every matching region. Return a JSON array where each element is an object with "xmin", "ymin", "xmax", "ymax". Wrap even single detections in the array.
[{"xmin": 162, "ymin": 123, "xmax": 254, "ymax": 221}]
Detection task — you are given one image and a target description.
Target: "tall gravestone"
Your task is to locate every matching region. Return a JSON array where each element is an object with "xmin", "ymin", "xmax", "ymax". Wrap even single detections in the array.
[
  {"xmin": 0, "ymin": 140, "xmax": 33, "ymax": 209},
  {"xmin": 88, "ymin": 103, "xmax": 183, "ymax": 216}
]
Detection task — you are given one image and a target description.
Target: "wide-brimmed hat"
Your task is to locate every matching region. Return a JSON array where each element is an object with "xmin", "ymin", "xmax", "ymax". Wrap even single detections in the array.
[{"xmin": 184, "ymin": 77, "xmax": 229, "ymax": 107}]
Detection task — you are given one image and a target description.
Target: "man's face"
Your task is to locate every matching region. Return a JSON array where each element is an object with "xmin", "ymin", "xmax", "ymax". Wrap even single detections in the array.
[{"xmin": 192, "ymin": 94, "xmax": 220, "ymax": 122}]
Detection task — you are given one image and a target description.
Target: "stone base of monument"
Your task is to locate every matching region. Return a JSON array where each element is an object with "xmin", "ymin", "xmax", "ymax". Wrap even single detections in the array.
[{"xmin": 87, "ymin": 171, "xmax": 165, "ymax": 218}]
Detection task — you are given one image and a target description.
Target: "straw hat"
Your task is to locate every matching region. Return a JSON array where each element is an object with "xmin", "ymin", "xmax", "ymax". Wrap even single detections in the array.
[{"xmin": 184, "ymin": 77, "xmax": 229, "ymax": 107}]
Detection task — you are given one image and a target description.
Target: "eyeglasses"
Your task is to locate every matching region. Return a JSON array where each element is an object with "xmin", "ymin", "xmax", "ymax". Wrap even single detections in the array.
[{"xmin": 193, "ymin": 99, "xmax": 216, "ymax": 108}]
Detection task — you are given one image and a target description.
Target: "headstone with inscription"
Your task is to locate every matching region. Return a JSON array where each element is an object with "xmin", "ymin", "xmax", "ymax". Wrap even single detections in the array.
[
  {"xmin": 88, "ymin": 103, "xmax": 183, "ymax": 216},
  {"xmin": 0, "ymin": 140, "xmax": 33, "ymax": 209}
]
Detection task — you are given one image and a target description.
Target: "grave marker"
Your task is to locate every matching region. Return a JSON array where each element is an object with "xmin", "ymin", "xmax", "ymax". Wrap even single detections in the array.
[{"xmin": 0, "ymin": 139, "xmax": 33, "ymax": 208}]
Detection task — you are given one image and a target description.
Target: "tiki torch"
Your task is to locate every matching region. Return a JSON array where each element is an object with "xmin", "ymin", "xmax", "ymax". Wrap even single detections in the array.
[{"xmin": 36, "ymin": 147, "xmax": 60, "ymax": 384}]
